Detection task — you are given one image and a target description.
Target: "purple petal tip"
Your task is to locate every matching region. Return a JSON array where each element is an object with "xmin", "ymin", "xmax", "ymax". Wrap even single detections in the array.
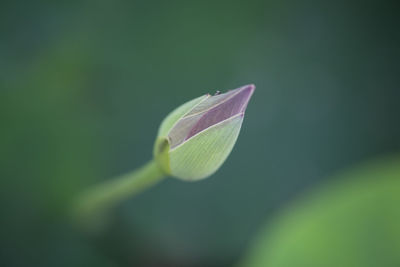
[{"xmin": 185, "ymin": 84, "xmax": 255, "ymax": 140}]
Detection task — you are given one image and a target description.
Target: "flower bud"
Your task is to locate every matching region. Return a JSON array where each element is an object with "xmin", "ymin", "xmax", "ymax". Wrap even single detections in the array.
[{"xmin": 153, "ymin": 84, "xmax": 255, "ymax": 181}]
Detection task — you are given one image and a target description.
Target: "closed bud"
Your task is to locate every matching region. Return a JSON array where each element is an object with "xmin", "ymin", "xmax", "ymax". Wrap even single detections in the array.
[{"xmin": 154, "ymin": 84, "xmax": 255, "ymax": 181}]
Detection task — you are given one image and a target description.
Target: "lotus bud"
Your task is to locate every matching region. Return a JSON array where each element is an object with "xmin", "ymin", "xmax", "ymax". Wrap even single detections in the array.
[{"xmin": 153, "ymin": 84, "xmax": 255, "ymax": 181}]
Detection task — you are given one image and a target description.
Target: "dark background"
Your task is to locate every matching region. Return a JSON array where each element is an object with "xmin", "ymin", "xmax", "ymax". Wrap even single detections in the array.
[{"xmin": 1, "ymin": 0, "xmax": 399, "ymax": 266}]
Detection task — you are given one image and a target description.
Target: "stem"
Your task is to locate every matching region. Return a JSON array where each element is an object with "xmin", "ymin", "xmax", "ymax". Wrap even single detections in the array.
[{"xmin": 72, "ymin": 160, "xmax": 165, "ymax": 225}]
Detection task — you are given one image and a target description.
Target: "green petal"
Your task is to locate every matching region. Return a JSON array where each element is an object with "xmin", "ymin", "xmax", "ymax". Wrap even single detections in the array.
[
  {"xmin": 169, "ymin": 114, "xmax": 244, "ymax": 181},
  {"xmin": 153, "ymin": 137, "xmax": 171, "ymax": 175},
  {"xmin": 157, "ymin": 94, "xmax": 209, "ymax": 138}
]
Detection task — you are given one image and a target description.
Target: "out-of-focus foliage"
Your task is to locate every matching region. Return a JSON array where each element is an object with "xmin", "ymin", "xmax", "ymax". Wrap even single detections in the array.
[
  {"xmin": 1, "ymin": 0, "xmax": 399, "ymax": 266},
  {"xmin": 241, "ymin": 156, "xmax": 400, "ymax": 267}
]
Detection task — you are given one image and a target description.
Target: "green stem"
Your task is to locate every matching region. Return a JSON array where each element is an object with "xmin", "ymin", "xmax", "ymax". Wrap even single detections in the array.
[{"xmin": 73, "ymin": 160, "xmax": 165, "ymax": 225}]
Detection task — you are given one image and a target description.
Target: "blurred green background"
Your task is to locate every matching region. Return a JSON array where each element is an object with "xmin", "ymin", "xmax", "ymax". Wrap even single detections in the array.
[{"xmin": 1, "ymin": 0, "xmax": 399, "ymax": 266}]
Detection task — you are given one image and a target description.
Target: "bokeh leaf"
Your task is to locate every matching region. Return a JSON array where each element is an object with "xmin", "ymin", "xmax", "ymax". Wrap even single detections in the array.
[{"xmin": 240, "ymin": 156, "xmax": 400, "ymax": 267}]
